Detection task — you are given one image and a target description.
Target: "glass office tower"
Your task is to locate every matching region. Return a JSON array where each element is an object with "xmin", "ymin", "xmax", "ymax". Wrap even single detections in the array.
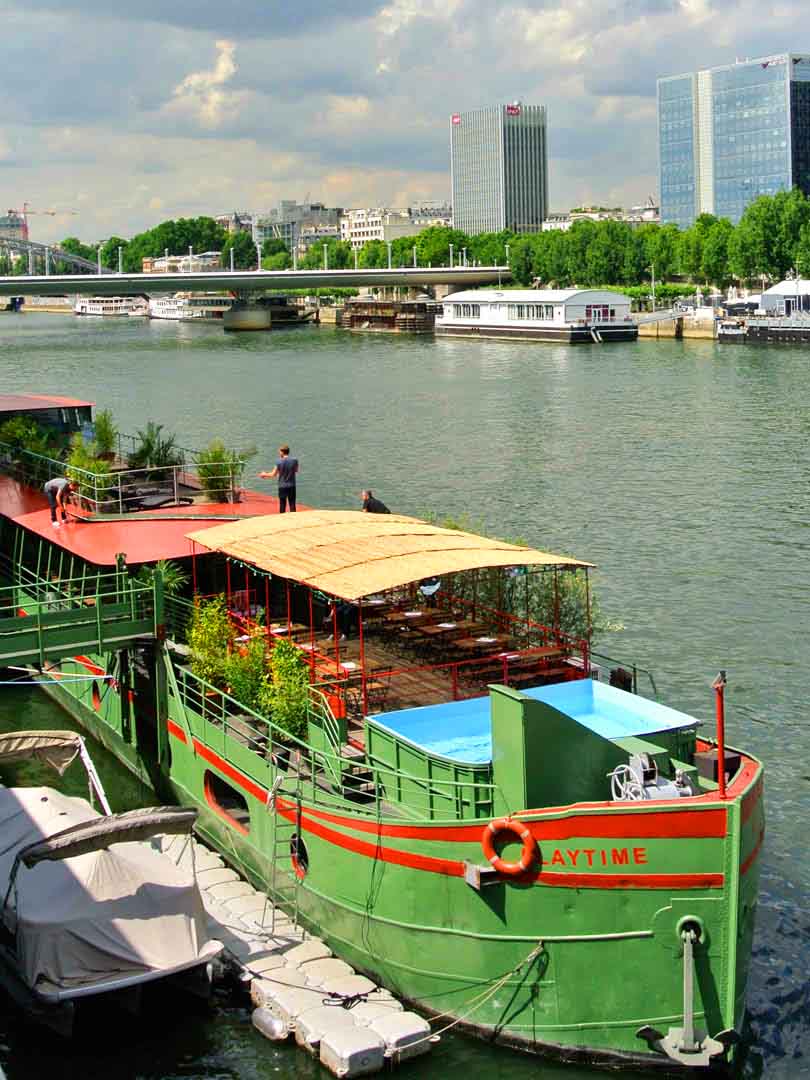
[
  {"xmin": 450, "ymin": 103, "xmax": 548, "ymax": 235},
  {"xmin": 658, "ymin": 54, "xmax": 810, "ymax": 226}
]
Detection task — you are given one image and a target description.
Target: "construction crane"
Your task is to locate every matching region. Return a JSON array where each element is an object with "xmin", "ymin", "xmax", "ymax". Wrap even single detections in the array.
[{"xmin": 6, "ymin": 203, "xmax": 79, "ymax": 241}]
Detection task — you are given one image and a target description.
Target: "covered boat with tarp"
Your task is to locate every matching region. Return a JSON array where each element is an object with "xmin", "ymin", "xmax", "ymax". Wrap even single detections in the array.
[{"xmin": 0, "ymin": 731, "xmax": 221, "ymax": 1034}]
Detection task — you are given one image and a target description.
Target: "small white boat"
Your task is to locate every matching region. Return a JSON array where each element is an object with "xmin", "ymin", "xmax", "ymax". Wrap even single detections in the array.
[
  {"xmin": 148, "ymin": 293, "xmax": 233, "ymax": 321},
  {"xmin": 0, "ymin": 730, "xmax": 222, "ymax": 1034},
  {"xmin": 74, "ymin": 297, "xmax": 148, "ymax": 317}
]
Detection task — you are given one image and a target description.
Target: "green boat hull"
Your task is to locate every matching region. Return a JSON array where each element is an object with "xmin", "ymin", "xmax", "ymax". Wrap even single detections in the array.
[{"xmin": 38, "ymin": 648, "xmax": 764, "ymax": 1070}]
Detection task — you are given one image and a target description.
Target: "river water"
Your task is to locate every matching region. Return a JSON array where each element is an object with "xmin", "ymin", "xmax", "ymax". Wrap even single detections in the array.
[{"xmin": 0, "ymin": 313, "xmax": 807, "ymax": 1078}]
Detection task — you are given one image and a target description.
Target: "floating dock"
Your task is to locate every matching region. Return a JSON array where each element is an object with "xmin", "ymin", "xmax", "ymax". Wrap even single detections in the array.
[{"xmin": 158, "ymin": 831, "xmax": 435, "ymax": 1077}]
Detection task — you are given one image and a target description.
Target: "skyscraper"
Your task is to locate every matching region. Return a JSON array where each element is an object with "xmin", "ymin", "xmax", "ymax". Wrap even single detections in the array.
[
  {"xmin": 450, "ymin": 103, "xmax": 548, "ymax": 235},
  {"xmin": 658, "ymin": 53, "xmax": 810, "ymax": 227}
]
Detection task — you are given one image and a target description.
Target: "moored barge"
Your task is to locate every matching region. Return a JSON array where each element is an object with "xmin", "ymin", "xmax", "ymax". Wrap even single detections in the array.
[
  {"xmin": 437, "ymin": 289, "xmax": 638, "ymax": 343},
  {"xmin": 0, "ymin": 394, "xmax": 762, "ymax": 1070}
]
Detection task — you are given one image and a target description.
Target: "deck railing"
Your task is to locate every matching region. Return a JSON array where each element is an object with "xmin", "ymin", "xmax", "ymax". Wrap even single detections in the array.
[
  {"xmin": 170, "ymin": 662, "xmax": 499, "ymax": 822},
  {"xmin": 0, "ymin": 437, "xmax": 246, "ymax": 514}
]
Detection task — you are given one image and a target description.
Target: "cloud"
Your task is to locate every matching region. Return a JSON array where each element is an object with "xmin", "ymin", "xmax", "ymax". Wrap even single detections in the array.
[
  {"xmin": 1, "ymin": 0, "xmax": 807, "ymax": 243},
  {"xmin": 165, "ymin": 39, "xmax": 246, "ymax": 129}
]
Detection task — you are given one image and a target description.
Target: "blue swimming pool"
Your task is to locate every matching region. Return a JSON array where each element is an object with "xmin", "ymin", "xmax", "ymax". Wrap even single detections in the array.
[{"xmin": 369, "ymin": 679, "xmax": 701, "ymax": 764}]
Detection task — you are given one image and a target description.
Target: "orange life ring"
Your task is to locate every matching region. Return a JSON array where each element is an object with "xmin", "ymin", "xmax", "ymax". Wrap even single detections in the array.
[{"xmin": 481, "ymin": 817, "xmax": 539, "ymax": 876}]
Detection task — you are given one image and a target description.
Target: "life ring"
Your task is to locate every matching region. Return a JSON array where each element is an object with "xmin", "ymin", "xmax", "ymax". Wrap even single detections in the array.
[{"xmin": 481, "ymin": 817, "xmax": 539, "ymax": 876}]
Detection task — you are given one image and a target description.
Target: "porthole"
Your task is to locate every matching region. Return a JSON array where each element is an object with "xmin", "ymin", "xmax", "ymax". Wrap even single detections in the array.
[
  {"xmin": 204, "ymin": 770, "xmax": 251, "ymax": 834},
  {"xmin": 290, "ymin": 832, "xmax": 309, "ymax": 879}
]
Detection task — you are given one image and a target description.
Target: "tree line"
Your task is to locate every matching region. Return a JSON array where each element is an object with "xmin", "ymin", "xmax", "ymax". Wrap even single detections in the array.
[{"xmin": 5, "ymin": 188, "xmax": 810, "ymax": 287}]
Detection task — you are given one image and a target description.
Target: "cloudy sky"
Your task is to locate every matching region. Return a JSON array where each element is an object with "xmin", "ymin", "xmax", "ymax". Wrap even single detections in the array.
[{"xmin": 0, "ymin": 0, "xmax": 803, "ymax": 243}]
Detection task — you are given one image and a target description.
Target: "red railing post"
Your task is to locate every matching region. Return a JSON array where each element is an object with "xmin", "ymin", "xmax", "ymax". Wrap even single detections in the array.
[
  {"xmin": 358, "ymin": 599, "xmax": 368, "ymax": 717},
  {"xmin": 712, "ymin": 671, "xmax": 727, "ymax": 799}
]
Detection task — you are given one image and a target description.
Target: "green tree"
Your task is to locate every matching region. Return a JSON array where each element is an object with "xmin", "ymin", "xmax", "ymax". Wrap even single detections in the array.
[
  {"xmin": 358, "ymin": 240, "xmax": 388, "ymax": 268},
  {"xmin": 585, "ymin": 221, "xmax": 630, "ymax": 285},
  {"xmin": 261, "ymin": 250, "xmax": 291, "ymax": 270},
  {"xmin": 469, "ymin": 230, "xmax": 514, "ymax": 266},
  {"xmin": 221, "ymin": 230, "xmax": 257, "ymax": 270},
  {"xmin": 59, "ymin": 236, "xmax": 97, "ymax": 263},
  {"xmin": 508, "ymin": 236, "xmax": 535, "ymax": 285},
  {"xmin": 566, "ymin": 219, "xmax": 598, "ymax": 284},
  {"xmin": 701, "ymin": 219, "xmax": 734, "ymax": 286},
  {"xmin": 299, "ymin": 238, "xmax": 352, "ymax": 269},
  {"xmin": 415, "ymin": 226, "xmax": 471, "ymax": 268},
  {"xmin": 678, "ymin": 214, "xmax": 717, "ymax": 280},
  {"xmin": 100, "ymin": 236, "xmax": 129, "ymax": 270},
  {"xmin": 728, "ymin": 196, "xmax": 780, "ymax": 281},
  {"xmin": 644, "ymin": 223, "xmax": 680, "ymax": 281},
  {"xmin": 773, "ymin": 187, "xmax": 810, "ymax": 274},
  {"xmin": 621, "ymin": 230, "xmax": 647, "ymax": 285}
]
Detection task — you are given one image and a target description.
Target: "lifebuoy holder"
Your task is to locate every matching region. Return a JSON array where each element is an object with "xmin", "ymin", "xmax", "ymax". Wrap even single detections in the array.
[{"xmin": 481, "ymin": 817, "xmax": 539, "ymax": 876}]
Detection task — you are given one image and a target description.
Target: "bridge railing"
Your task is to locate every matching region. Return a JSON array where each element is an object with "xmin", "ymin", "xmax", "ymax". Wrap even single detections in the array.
[{"xmin": 0, "ymin": 438, "xmax": 246, "ymax": 514}]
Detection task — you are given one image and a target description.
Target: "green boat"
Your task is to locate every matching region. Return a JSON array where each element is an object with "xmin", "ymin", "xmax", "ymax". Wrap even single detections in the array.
[{"xmin": 0, "ymin": 395, "xmax": 763, "ymax": 1070}]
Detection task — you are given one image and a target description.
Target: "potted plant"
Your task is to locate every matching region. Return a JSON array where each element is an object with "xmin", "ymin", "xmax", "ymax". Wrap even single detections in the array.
[
  {"xmin": 93, "ymin": 409, "xmax": 118, "ymax": 460},
  {"xmin": 127, "ymin": 421, "xmax": 183, "ymax": 479},
  {"xmin": 194, "ymin": 440, "xmax": 255, "ymax": 503}
]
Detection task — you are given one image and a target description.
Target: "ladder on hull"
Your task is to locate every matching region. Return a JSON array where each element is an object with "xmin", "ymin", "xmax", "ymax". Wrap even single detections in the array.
[{"xmin": 267, "ymin": 762, "xmax": 305, "ymax": 938}]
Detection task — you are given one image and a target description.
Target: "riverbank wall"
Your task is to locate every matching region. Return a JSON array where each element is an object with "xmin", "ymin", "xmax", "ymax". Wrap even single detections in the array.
[{"xmin": 638, "ymin": 314, "xmax": 716, "ymax": 339}]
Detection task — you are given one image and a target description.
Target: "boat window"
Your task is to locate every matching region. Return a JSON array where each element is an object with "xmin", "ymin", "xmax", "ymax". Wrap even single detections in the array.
[
  {"xmin": 204, "ymin": 770, "xmax": 251, "ymax": 834},
  {"xmin": 471, "ymin": 304, "xmax": 480, "ymax": 317}
]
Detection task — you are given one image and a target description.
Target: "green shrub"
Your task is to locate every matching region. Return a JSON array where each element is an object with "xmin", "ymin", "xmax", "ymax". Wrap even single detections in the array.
[
  {"xmin": 260, "ymin": 638, "xmax": 309, "ymax": 742},
  {"xmin": 136, "ymin": 559, "xmax": 189, "ymax": 598},
  {"xmin": 0, "ymin": 416, "xmax": 55, "ymax": 459},
  {"xmin": 65, "ymin": 434, "xmax": 113, "ymax": 503},
  {"xmin": 195, "ymin": 440, "xmax": 243, "ymax": 502},
  {"xmin": 93, "ymin": 409, "xmax": 118, "ymax": 458},
  {"xmin": 127, "ymin": 421, "xmax": 182, "ymax": 476},
  {"xmin": 188, "ymin": 594, "xmax": 234, "ymax": 687},
  {"xmin": 223, "ymin": 636, "xmax": 268, "ymax": 713}
]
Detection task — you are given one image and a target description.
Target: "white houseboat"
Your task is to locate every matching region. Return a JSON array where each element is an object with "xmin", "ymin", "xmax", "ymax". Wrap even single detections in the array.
[
  {"xmin": 74, "ymin": 297, "xmax": 148, "ymax": 317},
  {"xmin": 436, "ymin": 288, "xmax": 638, "ymax": 343},
  {"xmin": 148, "ymin": 293, "xmax": 234, "ymax": 321}
]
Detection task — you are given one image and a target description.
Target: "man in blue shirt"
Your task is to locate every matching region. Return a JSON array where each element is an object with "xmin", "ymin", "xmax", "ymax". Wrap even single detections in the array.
[{"xmin": 259, "ymin": 444, "xmax": 299, "ymax": 513}]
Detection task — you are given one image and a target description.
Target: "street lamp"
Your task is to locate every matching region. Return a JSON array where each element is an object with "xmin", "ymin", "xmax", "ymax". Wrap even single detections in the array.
[
  {"xmin": 449, "ymin": 243, "xmax": 454, "ymax": 268},
  {"xmin": 648, "ymin": 261, "xmax": 656, "ymax": 310}
]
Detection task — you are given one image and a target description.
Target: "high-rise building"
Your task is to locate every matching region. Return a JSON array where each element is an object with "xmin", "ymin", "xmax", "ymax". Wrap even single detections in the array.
[
  {"xmin": 658, "ymin": 53, "xmax": 810, "ymax": 227},
  {"xmin": 450, "ymin": 103, "xmax": 548, "ymax": 235}
]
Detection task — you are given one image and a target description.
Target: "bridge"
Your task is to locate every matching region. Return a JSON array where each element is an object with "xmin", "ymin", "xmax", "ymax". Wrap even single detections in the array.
[
  {"xmin": 0, "ymin": 236, "xmax": 112, "ymax": 275},
  {"xmin": 0, "ymin": 265, "xmax": 511, "ymax": 298}
]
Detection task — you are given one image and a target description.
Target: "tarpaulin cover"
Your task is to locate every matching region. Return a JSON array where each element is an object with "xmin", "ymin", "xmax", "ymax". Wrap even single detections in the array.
[
  {"xmin": 0, "ymin": 731, "xmax": 82, "ymax": 775},
  {"xmin": 0, "ymin": 786, "xmax": 210, "ymax": 992}
]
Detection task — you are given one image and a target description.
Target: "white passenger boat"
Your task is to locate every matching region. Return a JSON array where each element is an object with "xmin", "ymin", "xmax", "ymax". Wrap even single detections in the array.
[
  {"xmin": 436, "ymin": 288, "xmax": 638, "ymax": 343},
  {"xmin": 74, "ymin": 297, "xmax": 148, "ymax": 317},
  {"xmin": 0, "ymin": 730, "xmax": 222, "ymax": 1035},
  {"xmin": 148, "ymin": 293, "xmax": 233, "ymax": 321}
]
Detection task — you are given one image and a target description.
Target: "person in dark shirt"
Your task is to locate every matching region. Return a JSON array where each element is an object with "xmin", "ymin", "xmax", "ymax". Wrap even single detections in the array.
[
  {"xmin": 361, "ymin": 489, "xmax": 390, "ymax": 514},
  {"xmin": 259, "ymin": 444, "xmax": 299, "ymax": 513}
]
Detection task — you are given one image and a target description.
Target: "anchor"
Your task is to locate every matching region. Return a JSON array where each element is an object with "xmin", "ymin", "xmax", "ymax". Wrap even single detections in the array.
[{"xmin": 636, "ymin": 925, "xmax": 739, "ymax": 1067}]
